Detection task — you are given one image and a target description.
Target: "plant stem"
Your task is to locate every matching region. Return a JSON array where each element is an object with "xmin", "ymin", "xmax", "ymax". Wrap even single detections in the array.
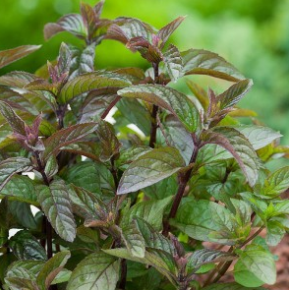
[
  {"xmin": 162, "ymin": 142, "xmax": 199, "ymax": 236},
  {"xmin": 119, "ymin": 259, "xmax": 127, "ymax": 290},
  {"xmin": 101, "ymin": 95, "xmax": 121, "ymax": 120},
  {"xmin": 149, "ymin": 62, "xmax": 160, "ymax": 148}
]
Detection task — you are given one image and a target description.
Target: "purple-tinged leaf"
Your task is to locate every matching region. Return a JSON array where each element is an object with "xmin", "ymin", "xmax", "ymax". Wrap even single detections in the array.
[
  {"xmin": 57, "ymin": 42, "xmax": 72, "ymax": 78},
  {"xmin": 163, "ymin": 44, "xmax": 183, "ymax": 82},
  {"xmin": 0, "ymin": 71, "xmax": 40, "ymax": 88},
  {"xmin": 157, "ymin": 16, "xmax": 185, "ymax": 49},
  {"xmin": 36, "ymin": 251, "xmax": 71, "ymax": 290},
  {"xmin": 113, "ymin": 67, "xmax": 145, "ymax": 82},
  {"xmin": 42, "ymin": 122, "xmax": 98, "ymax": 160},
  {"xmin": 67, "ymin": 252, "xmax": 119, "ymax": 290},
  {"xmin": 0, "ymin": 45, "xmax": 41, "ymax": 69},
  {"xmin": 69, "ymin": 43, "xmax": 95, "ymax": 80},
  {"xmin": 186, "ymin": 79, "xmax": 209, "ymax": 111},
  {"xmin": 0, "ymin": 100, "xmax": 26, "ymax": 135},
  {"xmin": 217, "ymin": 79, "xmax": 253, "ymax": 110},
  {"xmin": 117, "ymin": 147, "xmax": 185, "ymax": 195},
  {"xmin": 106, "ymin": 24, "xmax": 128, "ymax": 44},
  {"xmin": 118, "ymin": 84, "xmax": 200, "ymax": 132},
  {"xmin": 202, "ymin": 127, "xmax": 259, "ymax": 186},
  {"xmin": 44, "ymin": 14, "xmax": 87, "ymax": 41},
  {"xmin": 181, "ymin": 49, "xmax": 245, "ymax": 82},
  {"xmin": 58, "ymin": 71, "xmax": 131, "ymax": 104},
  {"xmin": 44, "ymin": 155, "xmax": 58, "ymax": 179},
  {"xmin": 37, "ymin": 179, "xmax": 76, "ymax": 242},
  {"xmin": 93, "ymin": 0, "xmax": 105, "ymax": 18},
  {"xmin": 80, "ymin": 2, "xmax": 99, "ymax": 41}
]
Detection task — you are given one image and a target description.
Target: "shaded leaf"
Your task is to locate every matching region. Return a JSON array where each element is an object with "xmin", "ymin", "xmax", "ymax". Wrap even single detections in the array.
[
  {"xmin": 117, "ymin": 147, "xmax": 185, "ymax": 195},
  {"xmin": 37, "ymin": 179, "xmax": 76, "ymax": 242},
  {"xmin": 181, "ymin": 49, "xmax": 245, "ymax": 81},
  {"xmin": 0, "ymin": 45, "xmax": 41, "ymax": 69},
  {"xmin": 9, "ymin": 230, "xmax": 47, "ymax": 261},
  {"xmin": 118, "ymin": 84, "xmax": 200, "ymax": 132},
  {"xmin": 67, "ymin": 252, "xmax": 119, "ymax": 290},
  {"xmin": 203, "ymin": 282, "xmax": 268, "ymax": 290},
  {"xmin": 44, "ymin": 155, "xmax": 58, "ymax": 179}
]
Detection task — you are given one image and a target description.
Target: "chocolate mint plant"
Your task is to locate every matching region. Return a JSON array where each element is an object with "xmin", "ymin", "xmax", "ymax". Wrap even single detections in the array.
[{"xmin": 0, "ymin": 1, "xmax": 289, "ymax": 290}]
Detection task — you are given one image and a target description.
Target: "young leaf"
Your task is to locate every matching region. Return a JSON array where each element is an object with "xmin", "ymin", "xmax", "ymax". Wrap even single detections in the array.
[
  {"xmin": 0, "ymin": 45, "xmax": 41, "ymax": 69},
  {"xmin": 0, "ymin": 157, "xmax": 32, "ymax": 191},
  {"xmin": 217, "ymin": 79, "xmax": 253, "ymax": 109},
  {"xmin": 58, "ymin": 71, "xmax": 131, "ymax": 104},
  {"xmin": 234, "ymin": 245, "xmax": 276, "ymax": 287},
  {"xmin": 181, "ymin": 49, "xmax": 245, "ymax": 81},
  {"xmin": 9, "ymin": 230, "xmax": 47, "ymax": 261},
  {"xmin": 37, "ymin": 179, "xmax": 76, "ymax": 242},
  {"xmin": 42, "ymin": 122, "xmax": 98, "ymax": 160},
  {"xmin": 67, "ymin": 252, "xmax": 119, "ymax": 290},
  {"xmin": 118, "ymin": 84, "xmax": 200, "ymax": 132},
  {"xmin": 36, "ymin": 251, "xmax": 71, "ymax": 290},
  {"xmin": 202, "ymin": 127, "xmax": 259, "ymax": 187},
  {"xmin": 157, "ymin": 16, "xmax": 185, "ymax": 49},
  {"xmin": 117, "ymin": 147, "xmax": 185, "ymax": 195},
  {"xmin": 163, "ymin": 44, "xmax": 183, "ymax": 82},
  {"xmin": 44, "ymin": 14, "xmax": 87, "ymax": 40}
]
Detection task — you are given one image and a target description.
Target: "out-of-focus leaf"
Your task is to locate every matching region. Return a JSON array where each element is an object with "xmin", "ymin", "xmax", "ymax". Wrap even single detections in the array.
[
  {"xmin": 67, "ymin": 252, "xmax": 119, "ymax": 290},
  {"xmin": 117, "ymin": 147, "xmax": 185, "ymax": 195},
  {"xmin": 0, "ymin": 157, "xmax": 32, "ymax": 191},
  {"xmin": 37, "ymin": 179, "xmax": 76, "ymax": 242},
  {"xmin": 0, "ymin": 45, "xmax": 41, "ymax": 69},
  {"xmin": 202, "ymin": 127, "xmax": 259, "ymax": 187},
  {"xmin": 234, "ymin": 245, "xmax": 276, "ymax": 287},
  {"xmin": 163, "ymin": 44, "xmax": 183, "ymax": 82},
  {"xmin": 186, "ymin": 79, "xmax": 209, "ymax": 110},
  {"xmin": 118, "ymin": 84, "xmax": 200, "ymax": 132},
  {"xmin": 181, "ymin": 49, "xmax": 245, "ymax": 82},
  {"xmin": 203, "ymin": 283, "xmax": 268, "ymax": 290}
]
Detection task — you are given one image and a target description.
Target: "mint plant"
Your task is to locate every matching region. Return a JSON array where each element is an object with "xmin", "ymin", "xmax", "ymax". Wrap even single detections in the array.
[{"xmin": 0, "ymin": 1, "xmax": 289, "ymax": 290}]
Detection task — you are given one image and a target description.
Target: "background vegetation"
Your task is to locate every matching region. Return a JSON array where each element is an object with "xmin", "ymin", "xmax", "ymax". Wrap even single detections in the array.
[{"xmin": 1, "ymin": 0, "xmax": 289, "ymax": 152}]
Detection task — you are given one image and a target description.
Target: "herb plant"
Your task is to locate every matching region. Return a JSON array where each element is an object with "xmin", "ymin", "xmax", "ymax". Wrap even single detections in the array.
[{"xmin": 0, "ymin": 2, "xmax": 289, "ymax": 290}]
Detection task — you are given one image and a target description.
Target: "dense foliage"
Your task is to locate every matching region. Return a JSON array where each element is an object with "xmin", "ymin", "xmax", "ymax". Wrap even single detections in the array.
[{"xmin": 0, "ymin": 2, "xmax": 289, "ymax": 290}]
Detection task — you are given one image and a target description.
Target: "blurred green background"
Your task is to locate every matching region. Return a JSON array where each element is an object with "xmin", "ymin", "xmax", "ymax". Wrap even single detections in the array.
[{"xmin": 1, "ymin": 0, "xmax": 289, "ymax": 148}]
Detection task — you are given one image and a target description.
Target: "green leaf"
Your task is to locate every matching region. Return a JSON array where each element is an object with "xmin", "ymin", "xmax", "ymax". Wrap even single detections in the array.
[
  {"xmin": 64, "ymin": 161, "xmax": 115, "ymax": 197},
  {"xmin": 44, "ymin": 14, "xmax": 87, "ymax": 40},
  {"xmin": 217, "ymin": 79, "xmax": 253, "ymax": 109},
  {"xmin": 0, "ymin": 45, "xmax": 41, "ymax": 69},
  {"xmin": 0, "ymin": 175, "xmax": 38, "ymax": 205},
  {"xmin": 171, "ymin": 199, "xmax": 238, "ymax": 245},
  {"xmin": 157, "ymin": 16, "xmax": 185, "ymax": 49},
  {"xmin": 37, "ymin": 179, "xmax": 76, "ymax": 242},
  {"xmin": 0, "ymin": 100, "xmax": 26, "ymax": 135},
  {"xmin": 67, "ymin": 252, "xmax": 119, "ymax": 290},
  {"xmin": 69, "ymin": 43, "xmax": 95, "ymax": 79},
  {"xmin": 43, "ymin": 122, "xmax": 98, "ymax": 160},
  {"xmin": 203, "ymin": 282, "xmax": 268, "ymax": 290},
  {"xmin": 117, "ymin": 147, "xmax": 185, "ymax": 195},
  {"xmin": 266, "ymin": 220, "xmax": 285, "ymax": 246},
  {"xmin": 262, "ymin": 166, "xmax": 289, "ymax": 197},
  {"xmin": 163, "ymin": 44, "xmax": 183, "ymax": 82},
  {"xmin": 202, "ymin": 127, "xmax": 259, "ymax": 187},
  {"xmin": 58, "ymin": 71, "xmax": 131, "ymax": 104},
  {"xmin": 36, "ymin": 251, "xmax": 71, "ymax": 290},
  {"xmin": 234, "ymin": 245, "xmax": 276, "ymax": 287},
  {"xmin": 121, "ymin": 220, "xmax": 146, "ymax": 258},
  {"xmin": 128, "ymin": 196, "xmax": 173, "ymax": 230},
  {"xmin": 181, "ymin": 49, "xmax": 245, "ymax": 81},
  {"xmin": 118, "ymin": 84, "xmax": 200, "ymax": 132},
  {"xmin": 0, "ymin": 157, "xmax": 32, "ymax": 191},
  {"xmin": 233, "ymin": 125, "xmax": 282, "ymax": 150},
  {"xmin": 186, "ymin": 249, "xmax": 234, "ymax": 274},
  {"xmin": 9, "ymin": 230, "xmax": 47, "ymax": 261}
]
